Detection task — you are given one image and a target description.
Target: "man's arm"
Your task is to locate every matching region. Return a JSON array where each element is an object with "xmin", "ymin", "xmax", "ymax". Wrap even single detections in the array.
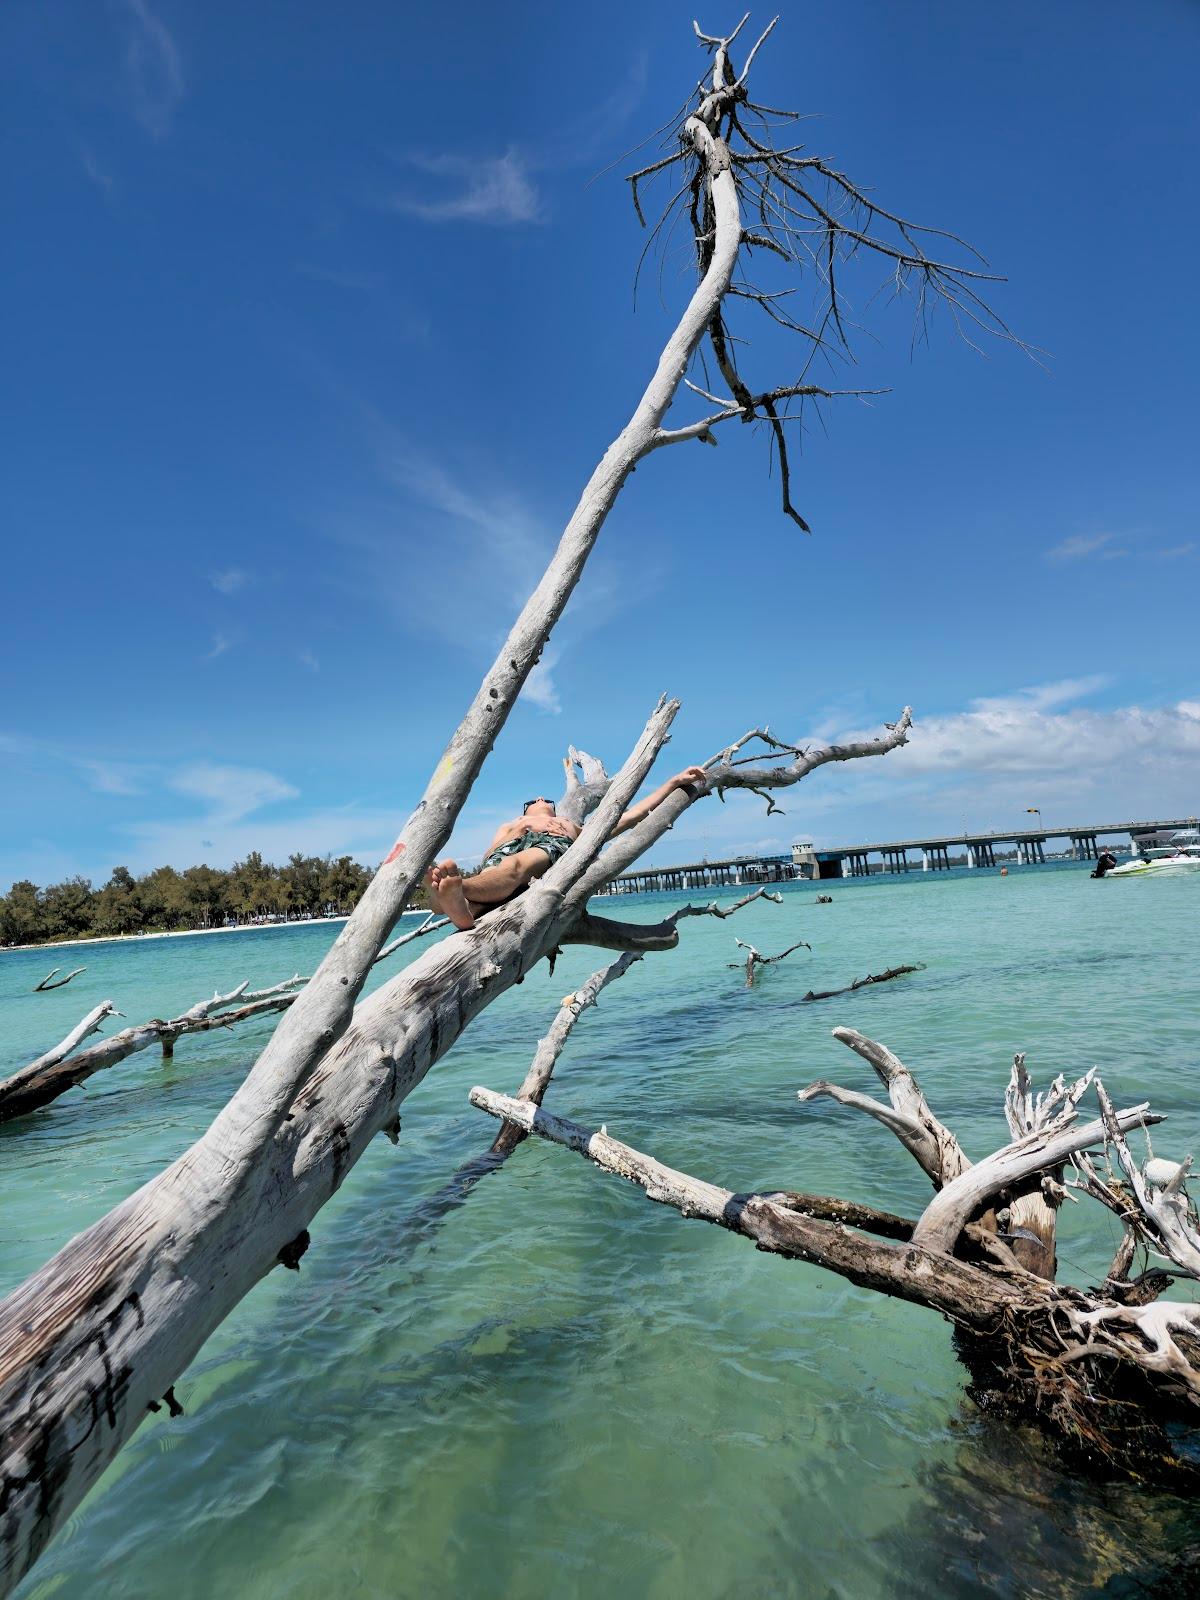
[{"xmin": 611, "ymin": 767, "xmax": 708, "ymax": 836}]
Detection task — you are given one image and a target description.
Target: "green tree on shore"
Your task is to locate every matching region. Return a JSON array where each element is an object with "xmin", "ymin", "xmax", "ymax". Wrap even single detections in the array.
[{"xmin": 0, "ymin": 854, "xmax": 378, "ymax": 946}]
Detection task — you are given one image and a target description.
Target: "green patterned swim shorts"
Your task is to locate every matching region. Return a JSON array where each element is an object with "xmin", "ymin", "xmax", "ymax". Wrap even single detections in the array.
[{"xmin": 479, "ymin": 830, "xmax": 572, "ymax": 871}]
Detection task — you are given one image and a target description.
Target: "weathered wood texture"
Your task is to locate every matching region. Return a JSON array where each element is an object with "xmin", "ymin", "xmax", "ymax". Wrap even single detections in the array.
[
  {"xmin": 470, "ymin": 1067, "xmax": 1200, "ymax": 1477},
  {"xmin": 0, "ymin": 981, "xmax": 306, "ymax": 1124}
]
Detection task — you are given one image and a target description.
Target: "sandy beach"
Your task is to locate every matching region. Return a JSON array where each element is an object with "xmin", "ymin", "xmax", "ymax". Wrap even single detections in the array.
[{"xmin": 1, "ymin": 910, "xmax": 430, "ymax": 957}]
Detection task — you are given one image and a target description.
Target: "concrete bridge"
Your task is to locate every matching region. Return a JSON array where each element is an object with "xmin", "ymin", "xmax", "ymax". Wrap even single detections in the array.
[
  {"xmin": 819, "ymin": 818, "xmax": 1197, "ymax": 878},
  {"xmin": 596, "ymin": 817, "xmax": 1196, "ymax": 895}
]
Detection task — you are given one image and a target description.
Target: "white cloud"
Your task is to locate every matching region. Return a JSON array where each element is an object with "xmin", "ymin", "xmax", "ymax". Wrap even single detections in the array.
[
  {"xmin": 210, "ymin": 567, "xmax": 250, "ymax": 594},
  {"xmin": 119, "ymin": 804, "xmax": 398, "ymax": 875},
  {"xmin": 520, "ymin": 648, "xmax": 561, "ymax": 715},
  {"xmin": 80, "ymin": 144, "xmax": 115, "ymax": 195},
  {"xmin": 80, "ymin": 760, "xmax": 143, "ymax": 797},
  {"xmin": 1155, "ymin": 542, "xmax": 1196, "ymax": 559},
  {"xmin": 889, "ymin": 682, "xmax": 1200, "ymax": 778},
  {"xmin": 295, "ymin": 263, "xmax": 382, "ymax": 293},
  {"xmin": 299, "ymin": 649, "xmax": 319, "ymax": 672},
  {"xmin": 652, "ymin": 681, "xmax": 1200, "ymax": 860},
  {"xmin": 1045, "ymin": 533, "xmax": 1126, "ymax": 563},
  {"xmin": 355, "ymin": 431, "xmax": 647, "ymax": 658},
  {"xmin": 205, "ymin": 632, "xmax": 232, "ymax": 659},
  {"xmin": 384, "ymin": 149, "xmax": 539, "ymax": 225},
  {"xmin": 120, "ymin": 0, "xmax": 184, "ymax": 140},
  {"xmin": 169, "ymin": 763, "xmax": 298, "ymax": 820},
  {"xmin": 964, "ymin": 675, "xmax": 1111, "ymax": 717}
]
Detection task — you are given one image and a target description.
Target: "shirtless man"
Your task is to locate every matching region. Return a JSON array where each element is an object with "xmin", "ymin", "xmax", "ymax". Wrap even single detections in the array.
[{"xmin": 425, "ymin": 765, "xmax": 707, "ymax": 930}]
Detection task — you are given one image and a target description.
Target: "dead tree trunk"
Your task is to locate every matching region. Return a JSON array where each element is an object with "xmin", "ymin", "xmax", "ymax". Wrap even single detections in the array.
[
  {"xmin": 0, "ymin": 979, "xmax": 307, "ymax": 1124},
  {"xmin": 471, "ymin": 1027, "xmax": 1200, "ymax": 1483},
  {"xmin": 0, "ymin": 11, "xmax": 1012, "ymax": 1585},
  {"xmin": 729, "ymin": 936, "xmax": 809, "ymax": 987},
  {"xmin": 2, "ymin": 912, "xmax": 456, "ymax": 1127}
]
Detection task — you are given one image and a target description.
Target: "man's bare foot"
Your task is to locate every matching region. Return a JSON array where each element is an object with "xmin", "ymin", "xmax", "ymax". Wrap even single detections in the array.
[{"xmin": 424, "ymin": 860, "xmax": 475, "ymax": 930}]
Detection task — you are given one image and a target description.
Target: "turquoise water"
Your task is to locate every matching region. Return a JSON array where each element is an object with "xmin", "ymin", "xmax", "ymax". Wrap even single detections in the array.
[{"xmin": 3, "ymin": 864, "xmax": 1199, "ymax": 1598}]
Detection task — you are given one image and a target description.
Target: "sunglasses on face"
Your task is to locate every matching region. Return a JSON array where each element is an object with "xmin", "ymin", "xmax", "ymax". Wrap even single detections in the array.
[{"xmin": 523, "ymin": 798, "xmax": 555, "ymax": 815}]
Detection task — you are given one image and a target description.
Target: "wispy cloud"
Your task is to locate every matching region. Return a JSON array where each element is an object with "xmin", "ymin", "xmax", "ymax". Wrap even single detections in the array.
[
  {"xmin": 1155, "ymin": 542, "xmax": 1196, "ymax": 559},
  {"xmin": 120, "ymin": 0, "xmax": 184, "ymax": 140},
  {"xmin": 170, "ymin": 762, "xmax": 298, "ymax": 820},
  {"xmin": 299, "ymin": 649, "xmax": 319, "ymax": 672},
  {"xmin": 1045, "ymin": 532, "xmax": 1126, "ymax": 563},
  {"xmin": 205, "ymin": 632, "xmax": 232, "ymax": 659},
  {"xmin": 383, "ymin": 149, "xmax": 540, "ymax": 226},
  {"xmin": 332, "ymin": 429, "xmax": 651, "ymax": 703},
  {"xmin": 520, "ymin": 647, "xmax": 561, "ymax": 715},
  {"xmin": 124, "ymin": 764, "xmax": 390, "ymax": 871},
  {"xmin": 79, "ymin": 759, "xmax": 143, "ymax": 797},
  {"xmin": 295, "ymin": 263, "xmax": 382, "ymax": 293},
  {"xmin": 210, "ymin": 567, "xmax": 250, "ymax": 595},
  {"xmin": 0, "ymin": 734, "xmax": 147, "ymax": 798},
  {"xmin": 877, "ymin": 681, "xmax": 1200, "ymax": 778},
  {"xmin": 80, "ymin": 144, "xmax": 115, "ymax": 195}
]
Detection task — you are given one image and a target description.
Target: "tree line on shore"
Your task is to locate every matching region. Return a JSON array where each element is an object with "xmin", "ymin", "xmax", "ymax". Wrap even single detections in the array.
[{"xmin": 0, "ymin": 853, "xmax": 401, "ymax": 947}]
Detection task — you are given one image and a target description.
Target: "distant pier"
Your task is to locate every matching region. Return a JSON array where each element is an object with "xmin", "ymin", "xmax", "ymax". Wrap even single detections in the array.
[{"xmin": 597, "ymin": 817, "xmax": 1197, "ymax": 896}]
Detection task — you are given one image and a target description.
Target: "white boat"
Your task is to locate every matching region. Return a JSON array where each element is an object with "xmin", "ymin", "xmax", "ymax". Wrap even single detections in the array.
[{"xmin": 1106, "ymin": 843, "xmax": 1200, "ymax": 878}]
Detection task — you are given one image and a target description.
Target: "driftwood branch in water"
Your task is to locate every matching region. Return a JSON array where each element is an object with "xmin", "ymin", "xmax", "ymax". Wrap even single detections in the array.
[
  {"xmin": 729, "ymin": 936, "xmax": 810, "ymax": 987},
  {"xmin": 394, "ymin": 885, "xmax": 779, "ymax": 1241},
  {"xmin": 471, "ymin": 1038, "xmax": 1200, "ymax": 1483},
  {"xmin": 3, "ymin": 904, "xmax": 457, "ymax": 1125},
  {"xmin": 13, "ymin": 1002, "xmax": 124, "ymax": 1083},
  {"xmin": 0, "ymin": 977, "xmax": 309, "ymax": 1123},
  {"xmin": 489, "ymin": 954, "xmax": 642, "ymax": 1157},
  {"xmin": 33, "ymin": 967, "xmax": 86, "ymax": 992},
  {"xmin": 800, "ymin": 964, "xmax": 922, "ymax": 1002}
]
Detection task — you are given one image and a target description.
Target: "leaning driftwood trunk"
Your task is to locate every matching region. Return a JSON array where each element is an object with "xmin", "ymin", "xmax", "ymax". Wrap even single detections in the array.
[
  {"xmin": 0, "ymin": 9, "xmax": 1006, "ymax": 1583},
  {"xmin": 0, "ymin": 696, "xmax": 910, "ymax": 1589}
]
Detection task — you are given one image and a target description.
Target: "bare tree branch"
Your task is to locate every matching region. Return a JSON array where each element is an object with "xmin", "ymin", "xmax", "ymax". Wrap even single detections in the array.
[{"xmin": 32, "ymin": 967, "xmax": 87, "ymax": 993}]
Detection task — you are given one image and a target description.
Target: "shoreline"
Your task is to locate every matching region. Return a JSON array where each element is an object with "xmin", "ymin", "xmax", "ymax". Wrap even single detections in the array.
[{"xmin": 1, "ymin": 911, "xmax": 431, "ymax": 957}]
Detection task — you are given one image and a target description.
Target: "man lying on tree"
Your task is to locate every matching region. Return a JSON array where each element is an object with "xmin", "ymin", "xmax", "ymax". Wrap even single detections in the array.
[{"xmin": 425, "ymin": 766, "xmax": 707, "ymax": 930}]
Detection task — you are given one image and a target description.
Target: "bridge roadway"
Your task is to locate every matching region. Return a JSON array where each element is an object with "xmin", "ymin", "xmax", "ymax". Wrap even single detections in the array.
[{"xmin": 598, "ymin": 816, "xmax": 1197, "ymax": 894}]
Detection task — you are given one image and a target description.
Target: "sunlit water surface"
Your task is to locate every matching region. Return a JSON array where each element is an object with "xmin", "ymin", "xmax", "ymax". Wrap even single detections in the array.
[{"xmin": 3, "ymin": 864, "xmax": 1199, "ymax": 1598}]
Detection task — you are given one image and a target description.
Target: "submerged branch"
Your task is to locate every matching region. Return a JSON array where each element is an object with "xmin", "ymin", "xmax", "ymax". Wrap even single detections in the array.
[{"xmin": 801, "ymin": 964, "xmax": 923, "ymax": 1002}]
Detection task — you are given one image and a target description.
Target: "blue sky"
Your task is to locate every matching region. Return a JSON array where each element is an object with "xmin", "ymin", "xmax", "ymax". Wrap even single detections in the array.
[{"xmin": 3, "ymin": 0, "xmax": 1198, "ymax": 889}]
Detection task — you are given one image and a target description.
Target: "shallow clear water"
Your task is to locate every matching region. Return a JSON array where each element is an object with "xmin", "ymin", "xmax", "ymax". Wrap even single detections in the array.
[{"xmin": 3, "ymin": 864, "xmax": 1200, "ymax": 1598}]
